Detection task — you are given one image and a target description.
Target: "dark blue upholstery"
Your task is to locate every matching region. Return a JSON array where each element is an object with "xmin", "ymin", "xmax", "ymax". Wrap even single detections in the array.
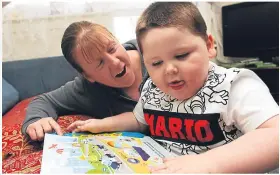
[
  {"xmin": 2, "ymin": 56, "xmax": 78, "ymax": 100},
  {"xmin": 2, "ymin": 78, "xmax": 19, "ymax": 114}
]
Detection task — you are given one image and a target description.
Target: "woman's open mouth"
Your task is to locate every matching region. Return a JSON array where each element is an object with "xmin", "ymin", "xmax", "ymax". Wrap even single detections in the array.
[{"xmin": 115, "ymin": 66, "xmax": 126, "ymax": 78}]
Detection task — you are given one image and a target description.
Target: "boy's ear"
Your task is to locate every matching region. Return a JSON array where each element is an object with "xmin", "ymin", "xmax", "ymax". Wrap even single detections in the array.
[{"xmin": 206, "ymin": 34, "xmax": 217, "ymax": 59}]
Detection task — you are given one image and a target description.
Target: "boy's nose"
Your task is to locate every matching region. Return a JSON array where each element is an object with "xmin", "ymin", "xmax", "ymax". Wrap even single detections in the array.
[{"xmin": 165, "ymin": 63, "xmax": 178, "ymax": 75}]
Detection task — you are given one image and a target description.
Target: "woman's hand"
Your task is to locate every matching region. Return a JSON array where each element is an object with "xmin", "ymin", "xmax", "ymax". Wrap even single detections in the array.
[{"xmin": 26, "ymin": 117, "xmax": 63, "ymax": 141}]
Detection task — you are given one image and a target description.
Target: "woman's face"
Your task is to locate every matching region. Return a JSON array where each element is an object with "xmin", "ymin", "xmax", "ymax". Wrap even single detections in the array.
[{"xmin": 74, "ymin": 38, "xmax": 136, "ymax": 88}]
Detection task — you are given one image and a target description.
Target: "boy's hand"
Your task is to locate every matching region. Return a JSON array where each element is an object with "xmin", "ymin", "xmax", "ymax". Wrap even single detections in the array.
[
  {"xmin": 150, "ymin": 154, "xmax": 215, "ymax": 173},
  {"xmin": 26, "ymin": 117, "xmax": 63, "ymax": 141},
  {"xmin": 66, "ymin": 119, "xmax": 103, "ymax": 133}
]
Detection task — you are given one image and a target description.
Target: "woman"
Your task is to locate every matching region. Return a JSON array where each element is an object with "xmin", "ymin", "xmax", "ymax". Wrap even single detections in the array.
[{"xmin": 22, "ymin": 21, "xmax": 147, "ymax": 141}]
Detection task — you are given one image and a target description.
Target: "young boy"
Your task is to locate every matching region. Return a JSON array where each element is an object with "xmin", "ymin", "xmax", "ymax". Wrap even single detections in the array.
[{"xmin": 68, "ymin": 2, "xmax": 279, "ymax": 173}]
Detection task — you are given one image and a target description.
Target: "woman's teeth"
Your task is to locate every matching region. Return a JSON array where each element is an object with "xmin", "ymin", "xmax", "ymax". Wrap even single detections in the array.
[{"xmin": 116, "ymin": 66, "xmax": 126, "ymax": 78}]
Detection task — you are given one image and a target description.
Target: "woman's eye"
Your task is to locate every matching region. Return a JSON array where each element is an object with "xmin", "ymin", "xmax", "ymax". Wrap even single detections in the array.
[
  {"xmin": 152, "ymin": 60, "xmax": 163, "ymax": 66},
  {"xmin": 175, "ymin": 53, "xmax": 189, "ymax": 60},
  {"xmin": 108, "ymin": 44, "xmax": 117, "ymax": 54},
  {"xmin": 97, "ymin": 60, "xmax": 104, "ymax": 68},
  {"xmin": 108, "ymin": 47, "xmax": 116, "ymax": 54}
]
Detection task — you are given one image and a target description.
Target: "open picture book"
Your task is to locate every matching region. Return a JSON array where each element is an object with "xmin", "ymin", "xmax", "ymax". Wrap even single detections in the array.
[{"xmin": 41, "ymin": 132, "xmax": 173, "ymax": 174}]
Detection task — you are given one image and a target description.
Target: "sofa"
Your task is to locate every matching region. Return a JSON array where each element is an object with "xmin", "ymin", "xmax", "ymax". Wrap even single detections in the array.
[
  {"xmin": 2, "ymin": 56, "xmax": 91, "ymax": 173},
  {"xmin": 2, "ymin": 56, "xmax": 279, "ymax": 174}
]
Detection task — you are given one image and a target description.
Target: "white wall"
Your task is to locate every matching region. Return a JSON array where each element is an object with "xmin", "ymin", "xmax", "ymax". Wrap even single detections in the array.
[
  {"xmin": 2, "ymin": 1, "xmax": 151, "ymax": 61},
  {"xmin": 3, "ymin": 1, "xmax": 241, "ymax": 63},
  {"xmin": 3, "ymin": 14, "xmax": 114, "ymax": 61}
]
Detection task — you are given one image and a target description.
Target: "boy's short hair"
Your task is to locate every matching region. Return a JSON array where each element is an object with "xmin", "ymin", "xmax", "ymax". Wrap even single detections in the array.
[
  {"xmin": 136, "ymin": 2, "xmax": 207, "ymax": 53},
  {"xmin": 61, "ymin": 21, "xmax": 117, "ymax": 73}
]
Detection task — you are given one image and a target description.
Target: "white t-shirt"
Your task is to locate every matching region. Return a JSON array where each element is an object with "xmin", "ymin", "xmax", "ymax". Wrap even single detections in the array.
[{"xmin": 133, "ymin": 62, "xmax": 279, "ymax": 155}]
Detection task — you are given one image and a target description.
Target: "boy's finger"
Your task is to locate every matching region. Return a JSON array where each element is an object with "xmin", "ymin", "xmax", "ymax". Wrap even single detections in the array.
[
  {"xmin": 71, "ymin": 120, "xmax": 95, "ymax": 133},
  {"xmin": 72, "ymin": 128, "xmax": 81, "ymax": 133},
  {"xmin": 67, "ymin": 121, "xmax": 80, "ymax": 131},
  {"xmin": 85, "ymin": 120, "xmax": 92, "ymax": 124},
  {"xmin": 81, "ymin": 123, "xmax": 98, "ymax": 133},
  {"xmin": 149, "ymin": 164, "xmax": 167, "ymax": 172},
  {"xmin": 66, "ymin": 123, "xmax": 74, "ymax": 131},
  {"xmin": 151, "ymin": 168, "xmax": 168, "ymax": 174},
  {"xmin": 77, "ymin": 125, "xmax": 87, "ymax": 132},
  {"xmin": 163, "ymin": 157, "xmax": 176, "ymax": 162},
  {"xmin": 81, "ymin": 123, "xmax": 91, "ymax": 130}
]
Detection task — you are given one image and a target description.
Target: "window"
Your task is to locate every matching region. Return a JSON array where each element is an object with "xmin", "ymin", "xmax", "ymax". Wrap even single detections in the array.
[{"xmin": 113, "ymin": 16, "xmax": 139, "ymax": 43}]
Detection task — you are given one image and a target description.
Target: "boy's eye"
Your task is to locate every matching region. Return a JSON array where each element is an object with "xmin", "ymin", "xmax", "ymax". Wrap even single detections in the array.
[
  {"xmin": 152, "ymin": 60, "xmax": 163, "ymax": 67},
  {"xmin": 175, "ymin": 53, "xmax": 189, "ymax": 60}
]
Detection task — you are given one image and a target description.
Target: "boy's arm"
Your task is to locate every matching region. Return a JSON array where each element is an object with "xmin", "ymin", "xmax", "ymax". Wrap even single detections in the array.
[
  {"xmin": 67, "ymin": 100, "xmax": 148, "ymax": 134},
  {"xmin": 102, "ymin": 99, "xmax": 149, "ymax": 133},
  {"xmin": 67, "ymin": 112, "xmax": 148, "ymax": 134},
  {"xmin": 152, "ymin": 70, "xmax": 279, "ymax": 173},
  {"xmin": 152, "ymin": 115, "xmax": 278, "ymax": 173},
  {"xmin": 205, "ymin": 70, "xmax": 279, "ymax": 173},
  {"xmin": 202, "ymin": 115, "xmax": 279, "ymax": 173},
  {"xmin": 99, "ymin": 112, "xmax": 148, "ymax": 133}
]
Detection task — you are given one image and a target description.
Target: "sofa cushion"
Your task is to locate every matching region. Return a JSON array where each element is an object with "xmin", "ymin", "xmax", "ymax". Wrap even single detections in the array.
[
  {"xmin": 2, "ymin": 150, "xmax": 43, "ymax": 174},
  {"xmin": 2, "ymin": 78, "xmax": 19, "ymax": 115},
  {"xmin": 2, "ymin": 115, "xmax": 91, "ymax": 173},
  {"xmin": 2, "ymin": 97, "xmax": 34, "ymax": 126}
]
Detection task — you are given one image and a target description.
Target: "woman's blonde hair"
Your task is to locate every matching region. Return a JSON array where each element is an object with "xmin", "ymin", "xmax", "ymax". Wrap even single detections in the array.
[{"xmin": 61, "ymin": 21, "xmax": 117, "ymax": 73}]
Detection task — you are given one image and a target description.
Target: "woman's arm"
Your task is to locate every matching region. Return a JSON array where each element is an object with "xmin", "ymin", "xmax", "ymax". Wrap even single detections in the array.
[{"xmin": 22, "ymin": 76, "xmax": 95, "ymax": 139}]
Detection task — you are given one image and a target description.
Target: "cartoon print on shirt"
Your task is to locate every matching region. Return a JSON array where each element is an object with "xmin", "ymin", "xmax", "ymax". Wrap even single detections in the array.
[
  {"xmin": 231, "ymin": 69, "xmax": 241, "ymax": 83},
  {"xmin": 219, "ymin": 117, "xmax": 241, "ymax": 143},
  {"xmin": 161, "ymin": 94, "xmax": 178, "ymax": 111},
  {"xmin": 161, "ymin": 141, "xmax": 211, "ymax": 155},
  {"xmin": 142, "ymin": 65, "xmax": 229, "ymax": 114},
  {"xmin": 201, "ymin": 65, "xmax": 228, "ymax": 105},
  {"xmin": 142, "ymin": 81, "xmax": 178, "ymax": 111},
  {"xmin": 178, "ymin": 65, "xmax": 229, "ymax": 113},
  {"xmin": 141, "ymin": 64, "xmax": 244, "ymax": 155},
  {"xmin": 177, "ymin": 91, "xmax": 206, "ymax": 114},
  {"xmin": 142, "ymin": 82, "xmax": 163, "ymax": 108}
]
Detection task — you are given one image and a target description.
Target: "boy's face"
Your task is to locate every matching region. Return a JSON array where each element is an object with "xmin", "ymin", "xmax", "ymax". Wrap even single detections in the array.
[
  {"xmin": 74, "ymin": 38, "xmax": 135, "ymax": 88},
  {"xmin": 142, "ymin": 27, "xmax": 216, "ymax": 100}
]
